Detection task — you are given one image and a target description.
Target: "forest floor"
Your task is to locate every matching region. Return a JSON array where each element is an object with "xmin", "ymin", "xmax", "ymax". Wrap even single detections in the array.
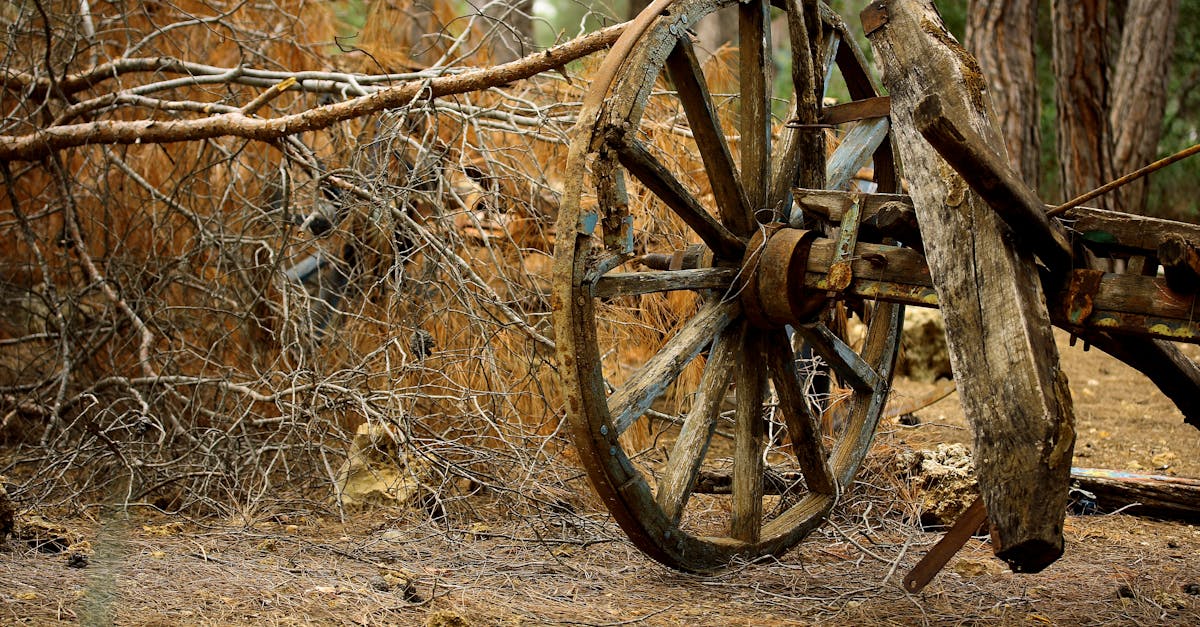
[{"xmin": 2, "ymin": 330, "xmax": 1199, "ymax": 626}]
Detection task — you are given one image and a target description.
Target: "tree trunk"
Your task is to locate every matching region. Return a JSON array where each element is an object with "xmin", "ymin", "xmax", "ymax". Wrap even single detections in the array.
[
  {"xmin": 965, "ymin": 0, "xmax": 1040, "ymax": 187},
  {"xmin": 1051, "ymin": 0, "xmax": 1113, "ymax": 207},
  {"xmin": 628, "ymin": 0, "xmax": 652, "ymax": 19},
  {"xmin": 482, "ymin": 0, "xmax": 534, "ymax": 63},
  {"xmin": 696, "ymin": 6, "xmax": 740, "ymax": 60},
  {"xmin": 1109, "ymin": 0, "xmax": 1181, "ymax": 215}
]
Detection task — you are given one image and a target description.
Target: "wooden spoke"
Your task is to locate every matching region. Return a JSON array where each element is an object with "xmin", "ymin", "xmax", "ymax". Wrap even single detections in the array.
[
  {"xmin": 607, "ymin": 299, "xmax": 739, "ymax": 435},
  {"xmin": 769, "ymin": 0, "xmax": 825, "ymax": 225},
  {"xmin": 825, "ymin": 118, "xmax": 890, "ymax": 191},
  {"xmin": 655, "ymin": 323, "xmax": 742, "ymax": 524},
  {"xmin": 665, "ymin": 39, "xmax": 753, "ymax": 234},
  {"xmin": 794, "ymin": 323, "xmax": 882, "ymax": 393},
  {"xmin": 614, "ymin": 139, "xmax": 745, "ymax": 260},
  {"xmin": 820, "ymin": 29, "xmax": 842, "ymax": 99},
  {"xmin": 731, "ymin": 324, "xmax": 767, "ymax": 542},
  {"xmin": 739, "ymin": 0, "xmax": 772, "ymax": 220},
  {"xmin": 593, "ymin": 268, "xmax": 737, "ymax": 299},
  {"xmin": 763, "ymin": 328, "xmax": 835, "ymax": 495}
]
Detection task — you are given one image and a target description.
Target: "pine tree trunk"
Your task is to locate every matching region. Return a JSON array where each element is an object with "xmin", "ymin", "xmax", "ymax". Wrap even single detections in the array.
[
  {"xmin": 483, "ymin": 0, "xmax": 534, "ymax": 63},
  {"xmin": 1052, "ymin": 0, "xmax": 1113, "ymax": 207},
  {"xmin": 965, "ymin": 0, "xmax": 1041, "ymax": 187},
  {"xmin": 1109, "ymin": 0, "xmax": 1181, "ymax": 215}
]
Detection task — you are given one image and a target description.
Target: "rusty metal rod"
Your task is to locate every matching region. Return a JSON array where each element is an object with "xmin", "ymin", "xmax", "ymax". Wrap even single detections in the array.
[{"xmin": 1048, "ymin": 142, "xmax": 1200, "ymax": 217}]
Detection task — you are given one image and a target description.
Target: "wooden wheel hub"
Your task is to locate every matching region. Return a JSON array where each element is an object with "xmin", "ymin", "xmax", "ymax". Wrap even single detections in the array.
[{"xmin": 739, "ymin": 226, "xmax": 828, "ymax": 328}]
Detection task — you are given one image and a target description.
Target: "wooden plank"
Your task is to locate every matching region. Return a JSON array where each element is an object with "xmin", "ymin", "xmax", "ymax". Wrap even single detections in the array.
[
  {"xmin": 1062, "ymin": 206, "xmax": 1200, "ymax": 254},
  {"xmin": 820, "ymin": 96, "xmax": 891, "ymax": 125},
  {"xmin": 1070, "ymin": 467, "xmax": 1200, "ymax": 522},
  {"xmin": 824, "ymin": 117, "xmax": 890, "ymax": 192},
  {"xmin": 731, "ymin": 324, "xmax": 766, "ymax": 543},
  {"xmin": 913, "ymin": 95, "xmax": 1073, "ymax": 272},
  {"xmin": 867, "ymin": 0, "xmax": 1075, "ymax": 574},
  {"xmin": 665, "ymin": 39, "xmax": 753, "ymax": 235},
  {"xmin": 798, "ymin": 189, "xmax": 1200, "ymax": 256}
]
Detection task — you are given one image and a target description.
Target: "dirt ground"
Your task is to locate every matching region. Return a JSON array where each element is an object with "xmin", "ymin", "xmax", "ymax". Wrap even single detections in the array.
[{"xmin": 2, "ymin": 331, "xmax": 1199, "ymax": 626}]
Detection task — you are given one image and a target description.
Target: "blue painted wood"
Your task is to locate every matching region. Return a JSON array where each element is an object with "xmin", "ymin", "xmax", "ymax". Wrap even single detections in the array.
[{"xmin": 825, "ymin": 117, "xmax": 889, "ymax": 191}]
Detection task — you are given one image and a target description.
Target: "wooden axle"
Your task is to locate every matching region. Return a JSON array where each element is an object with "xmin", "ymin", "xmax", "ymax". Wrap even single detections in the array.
[{"xmin": 727, "ymin": 223, "xmax": 1200, "ymax": 345}]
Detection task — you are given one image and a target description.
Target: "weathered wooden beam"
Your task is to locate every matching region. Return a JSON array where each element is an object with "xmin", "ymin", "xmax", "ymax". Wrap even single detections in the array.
[
  {"xmin": 1070, "ymin": 467, "xmax": 1200, "ymax": 522},
  {"xmin": 865, "ymin": 0, "xmax": 1075, "ymax": 573},
  {"xmin": 912, "ymin": 94, "xmax": 1073, "ymax": 273},
  {"xmin": 1072, "ymin": 332, "xmax": 1200, "ymax": 429},
  {"xmin": 798, "ymin": 189, "xmax": 1200, "ymax": 257},
  {"xmin": 1062, "ymin": 206, "xmax": 1200, "ymax": 255},
  {"xmin": 694, "ymin": 466, "xmax": 1200, "ymax": 523},
  {"xmin": 1157, "ymin": 233, "xmax": 1200, "ymax": 295}
]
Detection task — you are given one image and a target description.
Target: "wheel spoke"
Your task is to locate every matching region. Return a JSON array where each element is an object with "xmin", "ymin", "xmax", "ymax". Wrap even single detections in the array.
[
  {"xmin": 770, "ymin": 0, "xmax": 824, "ymax": 224},
  {"xmin": 739, "ymin": 0, "xmax": 772, "ymax": 221},
  {"xmin": 656, "ymin": 323, "xmax": 742, "ymax": 524},
  {"xmin": 593, "ymin": 267, "xmax": 736, "ymax": 299},
  {"xmin": 607, "ymin": 299, "xmax": 740, "ymax": 435},
  {"xmin": 614, "ymin": 139, "xmax": 745, "ymax": 260},
  {"xmin": 820, "ymin": 29, "xmax": 842, "ymax": 99},
  {"xmin": 763, "ymin": 328, "xmax": 835, "ymax": 495},
  {"xmin": 830, "ymin": 303, "xmax": 903, "ymax": 485},
  {"xmin": 731, "ymin": 324, "xmax": 767, "ymax": 542},
  {"xmin": 794, "ymin": 323, "xmax": 882, "ymax": 393},
  {"xmin": 825, "ymin": 117, "xmax": 890, "ymax": 191},
  {"xmin": 665, "ymin": 39, "xmax": 753, "ymax": 235}
]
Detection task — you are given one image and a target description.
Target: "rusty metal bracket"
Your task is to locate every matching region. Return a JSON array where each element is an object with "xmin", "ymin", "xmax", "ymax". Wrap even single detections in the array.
[
  {"xmin": 826, "ymin": 194, "xmax": 863, "ymax": 292},
  {"xmin": 1062, "ymin": 268, "xmax": 1105, "ymax": 326}
]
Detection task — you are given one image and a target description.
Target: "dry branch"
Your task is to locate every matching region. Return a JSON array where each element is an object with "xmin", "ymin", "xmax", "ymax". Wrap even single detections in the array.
[{"xmin": 0, "ymin": 23, "xmax": 626, "ymax": 162}]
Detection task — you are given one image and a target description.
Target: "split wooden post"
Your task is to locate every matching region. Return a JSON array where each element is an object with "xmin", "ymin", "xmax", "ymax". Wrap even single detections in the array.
[{"xmin": 864, "ymin": 0, "xmax": 1075, "ymax": 573}]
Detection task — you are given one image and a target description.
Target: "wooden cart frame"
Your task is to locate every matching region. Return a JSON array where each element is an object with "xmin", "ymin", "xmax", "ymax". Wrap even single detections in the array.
[{"xmin": 551, "ymin": 0, "xmax": 1200, "ymax": 579}]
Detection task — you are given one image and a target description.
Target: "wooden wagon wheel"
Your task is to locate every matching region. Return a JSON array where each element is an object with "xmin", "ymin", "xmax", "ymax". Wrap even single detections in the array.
[{"xmin": 553, "ymin": 0, "xmax": 905, "ymax": 571}]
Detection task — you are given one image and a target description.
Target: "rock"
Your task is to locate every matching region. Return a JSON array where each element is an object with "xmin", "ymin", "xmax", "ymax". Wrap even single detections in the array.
[
  {"xmin": 335, "ymin": 422, "xmax": 437, "ymax": 512},
  {"xmin": 1154, "ymin": 592, "xmax": 1189, "ymax": 610},
  {"xmin": 14, "ymin": 514, "xmax": 81, "ymax": 553},
  {"xmin": 0, "ymin": 477, "xmax": 12, "ymax": 541},
  {"xmin": 896, "ymin": 443, "xmax": 979, "ymax": 528},
  {"xmin": 895, "ymin": 309, "xmax": 953, "ymax": 383},
  {"xmin": 426, "ymin": 609, "xmax": 469, "ymax": 627}
]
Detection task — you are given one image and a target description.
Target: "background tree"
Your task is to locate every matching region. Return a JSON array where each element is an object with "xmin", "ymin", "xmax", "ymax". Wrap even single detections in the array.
[
  {"xmin": 1051, "ymin": 0, "xmax": 1114, "ymax": 208},
  {"xmin": 1109, "ymin": 0, "xmax": 1182, "ymax": 215},
  {"xmin": 965, "ymin": 0, "xmax": 1041, "ymax": 187},
  {"xmin": 483, "ymin": 0, "xmax": 536, "ymax": 62}
]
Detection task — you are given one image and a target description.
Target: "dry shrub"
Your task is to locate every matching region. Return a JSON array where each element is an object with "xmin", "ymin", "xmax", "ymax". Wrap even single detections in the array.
[
  {"xmin": 0, "ymin": 0, "xmax": 581, "ymax": 518},
  {"xmin": 0, "ymin": 0, "xmax": 867, "ymax": 531}
]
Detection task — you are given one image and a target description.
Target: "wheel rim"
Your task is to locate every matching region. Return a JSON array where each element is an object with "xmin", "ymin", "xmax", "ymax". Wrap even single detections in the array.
[{"xmin": 553, "ymin": 0, "xmax": 904, "ymax": 572}]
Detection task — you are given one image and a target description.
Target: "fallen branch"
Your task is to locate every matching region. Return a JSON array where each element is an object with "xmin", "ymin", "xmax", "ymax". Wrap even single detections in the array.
[{"xmin": 0, "ymin": 22, "xmax": 626, "ymax": 162}]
